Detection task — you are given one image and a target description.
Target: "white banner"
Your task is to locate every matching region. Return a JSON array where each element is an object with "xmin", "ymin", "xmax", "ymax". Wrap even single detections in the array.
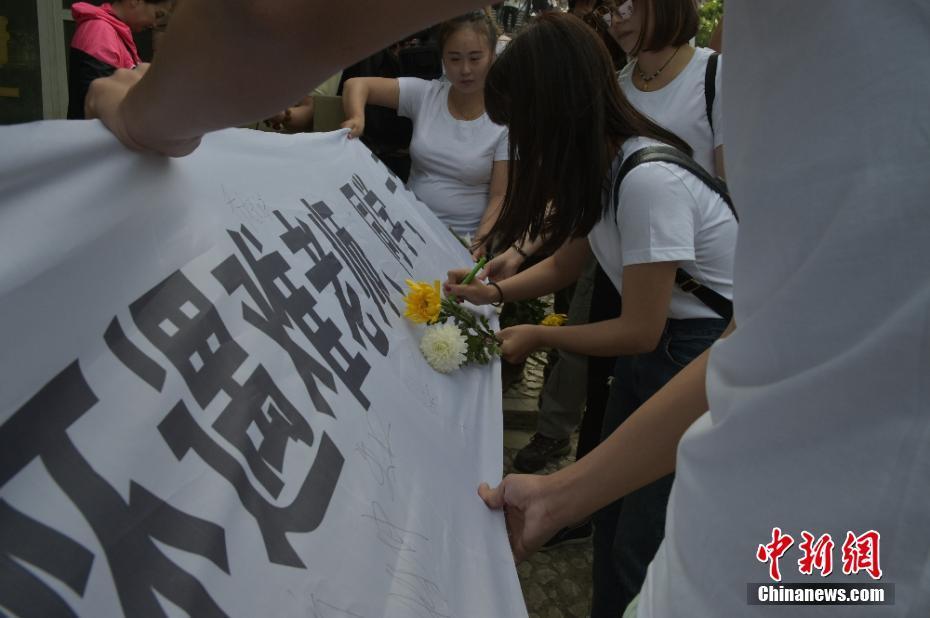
[{"xmin": 0, "ymin": 122, "xmax": 526, "ymax": 618}]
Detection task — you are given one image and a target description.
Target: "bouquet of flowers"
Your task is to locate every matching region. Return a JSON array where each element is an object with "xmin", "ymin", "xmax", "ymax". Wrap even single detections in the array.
[{"xmin": 402, "ymin": 279, "xmax": 500, "ymax": 374}]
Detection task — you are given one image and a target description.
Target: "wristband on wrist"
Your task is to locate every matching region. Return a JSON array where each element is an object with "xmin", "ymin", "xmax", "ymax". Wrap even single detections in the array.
[
  {"xmin": 511, "ymin": 243, "xmax": 529, "ymax": 259},
  {"xmin": 487, "ymin": 281, "xmax": 504, "ymax": 307}
]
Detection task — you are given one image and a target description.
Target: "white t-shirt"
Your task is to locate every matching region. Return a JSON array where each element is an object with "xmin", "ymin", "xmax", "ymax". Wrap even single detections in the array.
[
  {"xmin": 638, "ymin": 2, "xmax": 930, "ymax": 617},
  {"xmin": 397, "ymin": 77, "xmax": 509, "ymax": 237},
  {"xmin": 619, "ymin": 47, "xmax": 723, "ymax": 175},
  {"xmin": 587, "ymin": 136, "xmax": 736, "ymax": 320}
]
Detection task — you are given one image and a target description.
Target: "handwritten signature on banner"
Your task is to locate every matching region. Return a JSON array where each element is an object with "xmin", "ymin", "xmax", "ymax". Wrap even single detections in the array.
[
  {"xmin": 364, "ymin": 502, "xmax": 452, "ymax": 618},
  {"xmin": 356, "ymin": 395, "xmax": 452, "ymax": 618},
  {"xmin": 356, "ymin": 407, "xmax": 398, "ymax": 502}
]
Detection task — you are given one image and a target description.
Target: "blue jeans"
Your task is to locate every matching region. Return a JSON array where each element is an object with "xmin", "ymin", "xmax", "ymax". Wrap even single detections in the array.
[{"xmin": 590, "ymin": 318, "xmax": 727, "ymax": 618}]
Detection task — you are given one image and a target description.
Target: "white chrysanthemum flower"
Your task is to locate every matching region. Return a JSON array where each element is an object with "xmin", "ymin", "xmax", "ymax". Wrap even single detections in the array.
[{"xmin": 419, "ymin": 322, "xmax": 468, "ymax": 374}]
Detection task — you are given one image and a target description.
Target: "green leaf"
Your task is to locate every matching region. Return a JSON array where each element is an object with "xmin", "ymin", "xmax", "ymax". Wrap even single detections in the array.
[{"xmin": 696, "ymin": 0, "xmax": 724, "ymax": 48}]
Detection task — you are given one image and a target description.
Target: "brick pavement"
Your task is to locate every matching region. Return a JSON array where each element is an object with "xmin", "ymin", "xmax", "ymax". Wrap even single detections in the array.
[{"xmin": 503, "ymin": 355, "xmax": 593, "ymax": 618}]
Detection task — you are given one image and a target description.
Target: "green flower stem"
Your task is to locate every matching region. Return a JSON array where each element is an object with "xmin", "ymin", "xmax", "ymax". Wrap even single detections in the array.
[{"xmin": 439, "ymin": 297, "xmax": 500, "ymax": 365}]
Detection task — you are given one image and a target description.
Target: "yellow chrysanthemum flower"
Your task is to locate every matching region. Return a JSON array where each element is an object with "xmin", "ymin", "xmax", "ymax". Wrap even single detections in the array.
[
  {"xmin": 540, "ymin": 313, "xmax": 568, "ymax": 327},
  {"xmin": 403, "ymin": 279, "xmax": 442, "ymax": 324}
]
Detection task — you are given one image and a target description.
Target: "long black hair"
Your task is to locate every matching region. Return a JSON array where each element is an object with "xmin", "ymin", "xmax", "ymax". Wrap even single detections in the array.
[{"xmin": 484, "ymin": 13, "xmax": 691, "ymax": 250}]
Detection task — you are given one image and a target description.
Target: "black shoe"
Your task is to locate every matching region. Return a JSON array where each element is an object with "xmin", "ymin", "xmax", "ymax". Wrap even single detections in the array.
[
  {"xmin": 513, "ymin": 433, "xmax": 571, "ymax": 473},
  {"xmin": 541, "ymin": 519, "xmax": 593, "ymax": 551}
]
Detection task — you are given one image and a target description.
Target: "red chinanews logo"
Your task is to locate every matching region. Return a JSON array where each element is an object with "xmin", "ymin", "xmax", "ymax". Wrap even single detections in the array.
[{"xmin": 757, "ymin": 528, "xmax": 882, "ymax": 582}]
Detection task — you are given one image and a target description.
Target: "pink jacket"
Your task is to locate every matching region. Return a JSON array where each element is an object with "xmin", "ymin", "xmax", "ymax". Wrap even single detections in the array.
[{"xmin": 70, "ymin": 2, "xmax": 139, "ymax": 69}]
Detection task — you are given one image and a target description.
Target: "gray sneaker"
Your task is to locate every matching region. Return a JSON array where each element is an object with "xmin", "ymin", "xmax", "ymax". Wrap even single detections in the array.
[{"xmin": 513, "ymin": 433, "xmax": 571, "ymax": 472}]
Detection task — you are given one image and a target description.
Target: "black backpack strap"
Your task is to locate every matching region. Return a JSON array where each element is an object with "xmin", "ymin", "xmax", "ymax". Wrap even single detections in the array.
[
  {"xmin": 613, "ymin": 145, "xmax": 736, "ymax": 220},
  {"xmin": 611, "ymin": 145, "xmax": 736, "ymax": 320},
  {"xmin": 704, "ymin": 52, "xmax": 719, "ymax": 133},
  {"xmin": 674, "ymin": 269, "xmax": 732, "ymax": 321}
]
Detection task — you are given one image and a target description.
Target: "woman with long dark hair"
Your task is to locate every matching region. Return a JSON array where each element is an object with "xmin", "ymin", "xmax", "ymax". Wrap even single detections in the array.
[{"xmin": 445, "ymin": 13, "xmax": 736, "ymax": 616}]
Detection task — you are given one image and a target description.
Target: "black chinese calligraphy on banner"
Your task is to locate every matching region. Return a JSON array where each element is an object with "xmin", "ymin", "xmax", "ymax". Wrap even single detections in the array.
[{"xmin": 0, "ymin": 125, "xmax": 526, "ymax": 618}]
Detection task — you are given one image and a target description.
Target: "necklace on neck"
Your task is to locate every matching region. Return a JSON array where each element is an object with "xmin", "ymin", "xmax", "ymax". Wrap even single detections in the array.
[{"xmin": 636, "ymin": 46, "xmax": 681, "ymax": 91}]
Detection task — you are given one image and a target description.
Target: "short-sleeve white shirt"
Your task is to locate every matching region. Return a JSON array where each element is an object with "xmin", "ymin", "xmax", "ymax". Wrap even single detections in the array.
[
  {"xmin": 587, "ymin": 137, "xmax": 736, "ymax": 320},
  {"xmin": 619, "ymin": 47, "xmax": 723, "ymax": 175},
  {"xmin": 397, "ymin": 77, "xmax": 509, "ymax": 237}
]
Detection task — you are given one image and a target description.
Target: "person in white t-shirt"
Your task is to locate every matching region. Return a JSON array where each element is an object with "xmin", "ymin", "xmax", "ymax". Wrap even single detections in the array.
[
  {"xmin": 444, "ymin": 18, "xmax": 736, "ymax": 614},
  {"xmin": 610, "ymin": 0, "xmax": 724, "ymax": 177},
  {"xmin": 341, "ymin": 11, "xmax": 509, "ymax": 256},
  {"xmin": 583, "ymin": 0, "xmax": 726, "ymax": 613},
  {"xmin": 476, "ymin": 2, "xmax": 930, "ymax": 617}
]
